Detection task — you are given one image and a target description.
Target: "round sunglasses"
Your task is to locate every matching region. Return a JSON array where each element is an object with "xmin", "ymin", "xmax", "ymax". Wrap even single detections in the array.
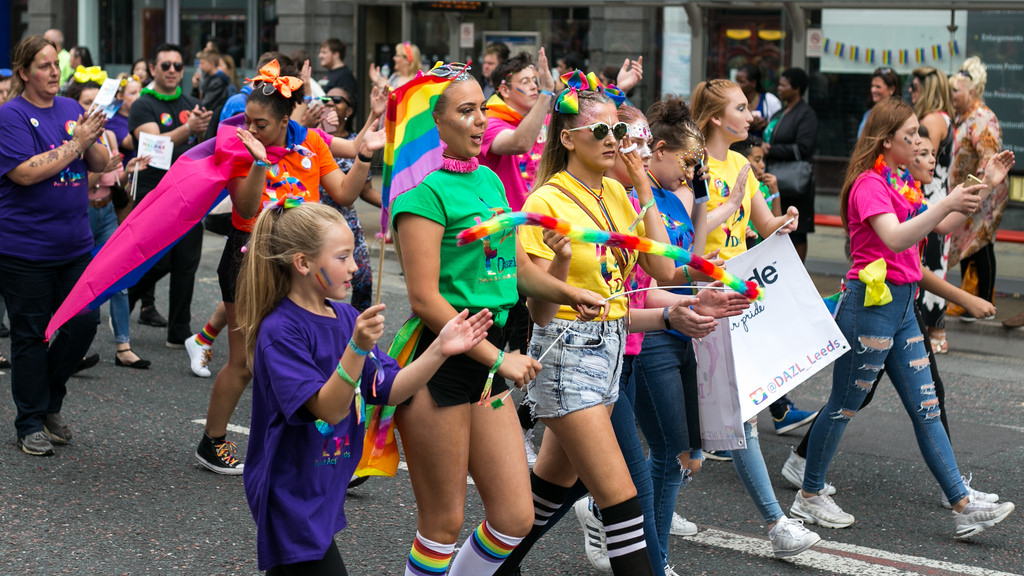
[
  {"xmin": 566, "ymin": 121, "xmax": 629, "ymax": 141},
  {"xmin": 159, "ymin": 61, "xmax": 184, "ymax": 72}
]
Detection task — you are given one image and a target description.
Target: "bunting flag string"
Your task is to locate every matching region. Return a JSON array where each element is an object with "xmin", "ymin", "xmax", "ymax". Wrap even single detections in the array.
[{"xmin": 819, "ymin": 37, "xmax": 960, "ymax": 65}]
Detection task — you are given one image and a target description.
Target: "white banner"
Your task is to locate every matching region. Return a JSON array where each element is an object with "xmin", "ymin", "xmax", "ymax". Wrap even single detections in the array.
[{"xmin": 695, "ymin": 233, "xmax": 850, "ymax": 451}]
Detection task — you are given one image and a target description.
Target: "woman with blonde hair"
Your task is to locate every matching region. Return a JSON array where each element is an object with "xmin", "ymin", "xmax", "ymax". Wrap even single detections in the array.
[
  {"xmin": 370, "ymin": 42, "xmax": 423, "ymax": 89},
  {"xmin": 947, "ymin": 56, "xmax": 1007, "ymax": 321},
  {"xmin": 909, "ymin": 67, "xmax": 956, "ymax": 351}
]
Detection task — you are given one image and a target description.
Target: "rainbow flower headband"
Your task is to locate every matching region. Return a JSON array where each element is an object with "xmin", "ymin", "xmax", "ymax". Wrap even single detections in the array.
[
  {"xmin": 458, "ymin": 211, "xmax": 764, "ymax": 301},
  {"xmin": 555, "ymin": 70, "xmax": 627, "ymax": 114}
]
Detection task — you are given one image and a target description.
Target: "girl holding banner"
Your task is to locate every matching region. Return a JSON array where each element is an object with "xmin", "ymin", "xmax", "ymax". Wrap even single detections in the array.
[
  {"xmin": 794, "ymin": 97, "xmax": 1015, "ymax": 538},
  {"xmin": 390, "ymin": 65, "xmax": 605, "ymax": 576},
  {"xmin": 688, "ymin": 79, "xmax": 821, "ymax": 555}
]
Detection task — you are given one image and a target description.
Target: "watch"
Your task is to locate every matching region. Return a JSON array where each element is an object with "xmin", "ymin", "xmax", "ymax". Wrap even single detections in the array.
[{"xmin": 662, "ymin": 306, "xmax": 672, "ymax": 330}]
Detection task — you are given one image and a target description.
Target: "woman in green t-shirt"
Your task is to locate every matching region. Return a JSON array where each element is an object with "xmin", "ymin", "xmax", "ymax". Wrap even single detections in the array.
[{"xmin": 390, "ymin": 65, "xmax": 604, "ymax": 576}]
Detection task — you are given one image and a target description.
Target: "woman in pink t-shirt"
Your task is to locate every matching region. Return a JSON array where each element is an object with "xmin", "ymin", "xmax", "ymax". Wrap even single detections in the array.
[{"xmin": 795, "ymin": 97, "xmax": 1016, "ymax": 539}]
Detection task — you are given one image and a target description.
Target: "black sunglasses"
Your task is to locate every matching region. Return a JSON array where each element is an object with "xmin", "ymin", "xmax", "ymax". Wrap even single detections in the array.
[
  {"xmin": 567, "ymin": 121, "xmax": 630, "ymax": 141},
  {"xmin": 159, "ymin": 61, "xmax": 184, "ymax": 72},
  {"xmin": 327, "ymin": 95, "xmax": 352, "ymax": 106}
]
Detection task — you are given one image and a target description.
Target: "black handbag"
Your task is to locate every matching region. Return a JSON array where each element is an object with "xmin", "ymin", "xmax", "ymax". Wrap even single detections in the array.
[
  {"xmin": 769, "ymin": 148, "xmax": 814, "ymax": 198},
  {"xmin": 109, "ymin": 180, "xmax": 131, "ymax": 210}
]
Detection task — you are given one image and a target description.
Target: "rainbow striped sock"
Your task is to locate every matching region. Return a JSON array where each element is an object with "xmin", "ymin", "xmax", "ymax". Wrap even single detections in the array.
[
  {"xmin": 448, "ymin": 521, "xmax": 522, "ymax": 576},
  {"xmin": 405, "ymin": 532, "xmax": 454, "ymax": 576},
  {"xmin": 195, "ymin": 323, "xmax": 220, "ymax": 347}
]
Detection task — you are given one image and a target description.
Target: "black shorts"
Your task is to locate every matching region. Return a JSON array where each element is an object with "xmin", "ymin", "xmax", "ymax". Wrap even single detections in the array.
[
  {"xmin": 217, "ymin": 227, "xmax": 250, "ymax": 303},
  {"xmin": 411, "ymin": 323, "xmax": 508, "ymax": 407}
]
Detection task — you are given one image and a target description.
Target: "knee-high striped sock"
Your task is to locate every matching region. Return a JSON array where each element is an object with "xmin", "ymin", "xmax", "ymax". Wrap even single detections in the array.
[
  {"xmin": 492, "ymin": 472, "xmax": 572, "ymax": 576},
  {"xmin": 449, "ymin": 521, "xmax": 522, "ymax": 576},
  {"xmin": 195, "ymin": 322, "xmax": 220, "ymax": 347},
  {"xmin": 404, "ymin": 532, "xmax": 455, "ymax": 576},
  {"xmin": 602, "ymin": 497, "xmax": 654, "ymax": 576}
]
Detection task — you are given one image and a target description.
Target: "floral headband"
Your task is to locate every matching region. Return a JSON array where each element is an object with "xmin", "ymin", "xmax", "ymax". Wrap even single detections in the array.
[
  {"xmin": 555, "ymin": 69, "xmax": 627, "ymax": 114},
  {"xmin": 248, "ymin": 59, "xmax": 303, "ymax": 98},
  {"xmin": 74, "ymin": 65, "xmax": 107, "ymax": 84}
]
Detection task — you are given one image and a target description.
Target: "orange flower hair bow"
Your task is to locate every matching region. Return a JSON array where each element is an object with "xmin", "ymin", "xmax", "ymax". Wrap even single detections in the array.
[{"xmin": 248, "ymin": 59, "xmax": 303, "ymax": 98}]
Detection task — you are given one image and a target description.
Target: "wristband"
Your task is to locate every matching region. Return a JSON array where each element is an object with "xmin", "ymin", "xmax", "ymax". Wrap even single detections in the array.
[
  {"xmin": 662, "ymin": 306, "xmax": 672, "ymax": 330},
  {"xmin": 357, "ymin": 151, "xmax": 374, "ymax": 163},
  {"xmin": 254, "ymin": 159, "xmax": 270, "ymax": 168},
  {"xmin": 628, "ymin": 197, "xmax": 657, "ymax": 232},
  {"xmin": 683, "ymin": 266, "xmax": 693, "ymax": 284},
  {"xmin": 348, "ymin": 338, "xmax": 371, "ymax": 356},
  {"xmin": 336, "ymin": 358, "xmax": 364, "ymax": 424},
  {"xmin": 478, "ymin": 350, "xmax": 504, "ymax": 404},
  {"xmin": 540, "ymin": 89, "xmax": 555, "ymax": 97}
]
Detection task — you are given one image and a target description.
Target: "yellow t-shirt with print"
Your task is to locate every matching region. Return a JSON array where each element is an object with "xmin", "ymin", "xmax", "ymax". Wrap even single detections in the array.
[
  {"xmin": 520, "ymin": 171, "xmax": 643, "ymax": 321},
  {"xmin": 705, "ymin": 150, "xmax": 761, "ymax": 260}
]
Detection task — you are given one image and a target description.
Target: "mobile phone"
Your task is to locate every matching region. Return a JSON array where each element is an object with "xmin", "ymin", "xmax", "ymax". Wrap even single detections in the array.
[
  {"xmin": 691, "ymin": 161, "xmax": 709, "ymax": 201},
  {"xmin": 966, "ymin": 173, "xmax": 983, "ymax": 193}
]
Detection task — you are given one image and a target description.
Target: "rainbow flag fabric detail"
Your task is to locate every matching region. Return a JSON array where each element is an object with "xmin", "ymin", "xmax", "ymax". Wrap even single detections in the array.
[
  {"xmin": 380, "ymin": 71, "xmax": 457, "ymax": 231},
  {"xmin": 407, "ymin": 538, "xmax": 454, "ymax": 575}
]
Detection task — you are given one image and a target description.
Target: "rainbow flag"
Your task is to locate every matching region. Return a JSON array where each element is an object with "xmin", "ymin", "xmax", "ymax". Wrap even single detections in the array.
[
  {"xmin": 950, "ymin": 40, "xmax": 961, "ymax": 56},
  {"xmin": 898, "ymin": 49, "xmax": 908, "ymax": 65},
  {"xmin": 865, "ymin": 48, "xmax": 875, "ymax": 64},
  {"xmin": 824, "ymin": 38, "xmax": 831, "ymax": 53},
  {"xmin": 915, "ymin": 48, "xmax": 924, "ymax": 63},
  {"xmin": 851, "ymin": 46, "xmax": 860, "ymax": 61},
  {"xmin": 882, "ymin": 50, "xmax": 891, "ymax": 65},
  {"xmin": 932, "ymin": 44, "xmax": 942, "ymax": 60},
  {"xmin": 380, "ymin": 70, "xmax": 459, "ymax": 232},
  {"xmin": 835, "ymin": 41, "xmax": 845, "ymax": 58}
]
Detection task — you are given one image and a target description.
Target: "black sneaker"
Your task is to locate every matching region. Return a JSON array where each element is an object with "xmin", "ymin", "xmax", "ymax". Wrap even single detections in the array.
[
  {"xmin": 139, "ymin": 306, "xmax": 168, "ymax": 327},
  {"xmin": 195, "ymin": 434, "xmax": 244, "ymax": 475},
  {"xmin": 18, "ymin": 431, "xmax": 55, "ymax": 456},
  {"xmin": 43, "ymin": 413, "xmax": 72, "ymax": 444}
]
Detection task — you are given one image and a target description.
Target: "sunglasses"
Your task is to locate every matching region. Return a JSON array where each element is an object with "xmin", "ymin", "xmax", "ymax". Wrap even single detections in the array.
[
  {"xmin": 327, "ymin": 95, "xmax": 352, "ymax": 106},
  {"xmin": 566, "ymin": 121, "xmax": 629, "ymax": 141},
  {"xmin": 429, "ymin": 62, "xmax": 472, "ymax": 80},
  {"xmin": 159, "ymin": 61, "xmax": 184, "ymax": 72}
]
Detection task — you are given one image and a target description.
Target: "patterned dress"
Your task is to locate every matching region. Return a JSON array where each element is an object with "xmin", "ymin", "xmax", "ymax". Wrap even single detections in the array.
[
  {"xmin": 320, "ymin": 133, "xmax": 374, "ymax": 312},
  {"xmin": 917, "ymin": 112, "xmax": 954, "ymax": 328},
  {"xmin": 948, "ymin": 102, "xmax": 1007, "ymax": 269}
]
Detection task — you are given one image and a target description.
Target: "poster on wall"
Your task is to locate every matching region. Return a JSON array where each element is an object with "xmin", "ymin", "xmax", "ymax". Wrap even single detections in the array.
[{"xmin": 966, "ymin": 11, "xmax": 1024, "ymax": 158}]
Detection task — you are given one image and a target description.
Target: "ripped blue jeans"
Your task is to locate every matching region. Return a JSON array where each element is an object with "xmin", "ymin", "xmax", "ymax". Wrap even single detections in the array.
[{"xmin": 803, "ymin": 280, "xmax": 968, "ymax": 506}]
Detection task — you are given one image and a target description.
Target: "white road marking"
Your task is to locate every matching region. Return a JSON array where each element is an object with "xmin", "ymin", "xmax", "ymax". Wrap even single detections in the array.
[
  {"xmin": 686, "ymin": 527, "xmax": 1021, "ymax": 576},
  {"xmin": 192, "ymin": 418, "xmax": 250, "ymax": 436}
]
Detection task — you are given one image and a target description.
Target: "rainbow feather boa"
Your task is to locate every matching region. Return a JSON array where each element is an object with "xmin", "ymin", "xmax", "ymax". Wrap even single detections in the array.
[{"xmin": 458, "ymin": 212, "xmax": 764, "ymax": 301}]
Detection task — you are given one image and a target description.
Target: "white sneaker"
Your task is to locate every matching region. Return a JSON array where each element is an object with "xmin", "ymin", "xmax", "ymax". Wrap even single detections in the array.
[
  {"xmin": 769, "ymin": 516, "xmax": 821, "ymax": 558},
  {"xmin": 522, "ymin": 428, "xmax": 537, "ymax": 467},
  {"xmin": 781, "ymin": 448, "xmax": 836, "ymax": 495},
  {"xmin": 184, "ymin": 335, "xmax": 213, "ymax": 378},
  {"xmin": 791, "ymin": 490, "xmax": 855, "ymax": 529},
  {"xmin": 942, "ymin": 474, "xmax": 1000, "ymax": 509},
  {"xmin": 954, "ymin": 500, "xmax": 1015, "ymax": 539},
  {"xmin": 573, "ymin": 497, "xmax": 611, "ymax": 572},
  {"xmin": 664, "ymin": 565, "xmax": 681, "ymax": 576},
  {"xmin": 670, "ymin": 512, "xmax": 697, "ymax": 537}
]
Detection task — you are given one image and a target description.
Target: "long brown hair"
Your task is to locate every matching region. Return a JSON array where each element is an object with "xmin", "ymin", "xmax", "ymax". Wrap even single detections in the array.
[
  {"xmin": 533, "ymin": 89, "xmax": 612, "ymax": 189},
  {"xmin": 9, "ymin": 35, "xmax": 56, "ymax": 102},
  {"xmin": 840, "ymin": 97, "xmax": 915, "ymax": 229},
  {"xmin": 235, "ymin": 202, "xmax": 348, "ymax": 368},
  {"xmin": 690, "ymin": 79, "xmax": 738, "ymax": 138}
]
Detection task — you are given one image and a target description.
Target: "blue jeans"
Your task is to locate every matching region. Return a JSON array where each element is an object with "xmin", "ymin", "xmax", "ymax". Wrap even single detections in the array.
[
  {"xmin": 0, "ymin": 252, "xmax": 98, "ymax": 436},
  {"xmin": 633, "ymin": 332, "xmax": 702, "ymax": 565},
  {"xmin": 803, "ymin": 280, "xmax": 967, "ymax": 505},
  {"xmin": 731, "ymin": 420, "xmax": 785, "ymax": 525},
  {"xmin": 90, "ymin": 204, "xmax": 130, "ymax": 344},
  {"xmin": 530, "ymin": 355, "xmax": 663, "ymax": 572}
]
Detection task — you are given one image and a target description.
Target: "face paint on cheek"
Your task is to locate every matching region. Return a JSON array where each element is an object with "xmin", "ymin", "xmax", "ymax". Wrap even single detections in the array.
[
  {"xmin": 315, "ymin": 267, "xmax": 333, "ymax": 289},
  {"xmin": 515, "ymin": 87, "xmax": 529, "ymax": 96},
  {"xmin": 904, "ymin": 136, "xmax": 914, "ymax": 145},
  {"xmin": 725, "ymin": 125, "xmax": 741, "ymax": 135}
]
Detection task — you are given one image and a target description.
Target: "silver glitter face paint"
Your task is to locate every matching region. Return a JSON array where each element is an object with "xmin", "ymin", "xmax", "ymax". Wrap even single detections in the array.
[{"xmin": 628, "ymin": 121, "xmax": 652, "ymax": 160}]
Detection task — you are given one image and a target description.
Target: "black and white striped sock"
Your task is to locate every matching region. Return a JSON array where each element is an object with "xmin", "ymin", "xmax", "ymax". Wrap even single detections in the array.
[
  {"xmin": 492, "ymin": 472, "xmax": 570, "ymax": 576},
  {"xmin": 602, "ymin": 497, "xmax": 654, "ymax": 576}
]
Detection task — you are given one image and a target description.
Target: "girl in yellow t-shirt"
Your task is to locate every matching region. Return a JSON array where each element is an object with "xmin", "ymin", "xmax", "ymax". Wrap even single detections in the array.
[{"xmin": 515, "ymin": 82, "xmax": 676, "ymax": 576}]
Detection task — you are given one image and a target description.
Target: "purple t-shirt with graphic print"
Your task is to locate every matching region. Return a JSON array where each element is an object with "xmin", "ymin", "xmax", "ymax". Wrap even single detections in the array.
[
  {"xmin": 244, "ymin": 297, "xmax": 398, "ymax": 570},
  {"xmin": 0, "ymin": 96, "xmax": 93, "ymax": 260}
]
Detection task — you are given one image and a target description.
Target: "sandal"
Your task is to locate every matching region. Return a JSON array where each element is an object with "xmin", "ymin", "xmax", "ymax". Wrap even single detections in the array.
[
  {"xmin": 930, "ymin": 337, "xmax": 949, "ymax": 355},
  {"xmin": 115, "ymin": 348, "xmax": 152, "ymax": 370}
]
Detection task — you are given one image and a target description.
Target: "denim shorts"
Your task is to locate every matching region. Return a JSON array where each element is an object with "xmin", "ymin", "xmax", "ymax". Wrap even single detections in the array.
[{"xmin": 525, "ymin": 317, "xmax": 625, "ymax": 419}]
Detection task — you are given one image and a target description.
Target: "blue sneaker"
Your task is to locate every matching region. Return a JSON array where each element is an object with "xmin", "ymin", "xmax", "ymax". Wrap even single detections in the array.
[
  {"xmin": 774, "ymin": 405, "xmax": 819, "ymax": 435},
  {"xmin": 704, "ymin": 450, "xmax": 732, "ymax": 461}
]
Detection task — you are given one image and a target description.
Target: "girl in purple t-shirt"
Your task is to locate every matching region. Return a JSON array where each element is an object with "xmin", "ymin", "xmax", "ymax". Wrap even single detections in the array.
[
  {"xmin": 795, "ymin": 97, "xmax": 1016, "ymax": 539},
  {"xmin": 235, "ymin": 200, "xmax": 492, "ymax": 573}
]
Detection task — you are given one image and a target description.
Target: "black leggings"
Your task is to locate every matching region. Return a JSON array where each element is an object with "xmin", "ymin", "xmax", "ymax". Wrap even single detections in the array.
[
  {"xmin": 960, "ymin": 243, "xmax": 997, "ymax": 303},
  {"xmin": 796, "ymin": 302, "xmax": 950, "ymax": 458},
  {"xmin": 266, "ymin": 540, "xmax": 347, "ymax": 576}
]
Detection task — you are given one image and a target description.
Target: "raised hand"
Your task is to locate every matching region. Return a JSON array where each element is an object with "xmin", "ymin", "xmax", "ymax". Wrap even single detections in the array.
[
  {"xmin": 236, "ymin": 128, "xmax": 268, "ymax": 163},
  {"xmin": 982, "ymin": 150, "xmax": 1015, "ymax": 189},
  {"xmin": 370, "ymin": 85, "xmax": 388, "ymax": 118},
  {"xmin": 74, "ymin": 108, "xmax": 107, "ymax": 149},
  {"xmin": 352, "ymin": 303, "xmax": 386, "ymax": 353},
  {"xmin": 436, "ymin": 309, "xmax": 494, "ymax": 357},
  {"xmin": 536, "ymin": 47, "xmax": 555, "ymax": 93},
  {"xmin": 615, "ymin": 56, "xmax": 643, "ymax": 92}
]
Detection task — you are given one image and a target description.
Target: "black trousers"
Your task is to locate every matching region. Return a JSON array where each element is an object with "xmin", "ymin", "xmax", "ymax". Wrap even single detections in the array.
[{"xmin": 129, "ymin": 223, "xmax": 204, "ymax": 343}]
